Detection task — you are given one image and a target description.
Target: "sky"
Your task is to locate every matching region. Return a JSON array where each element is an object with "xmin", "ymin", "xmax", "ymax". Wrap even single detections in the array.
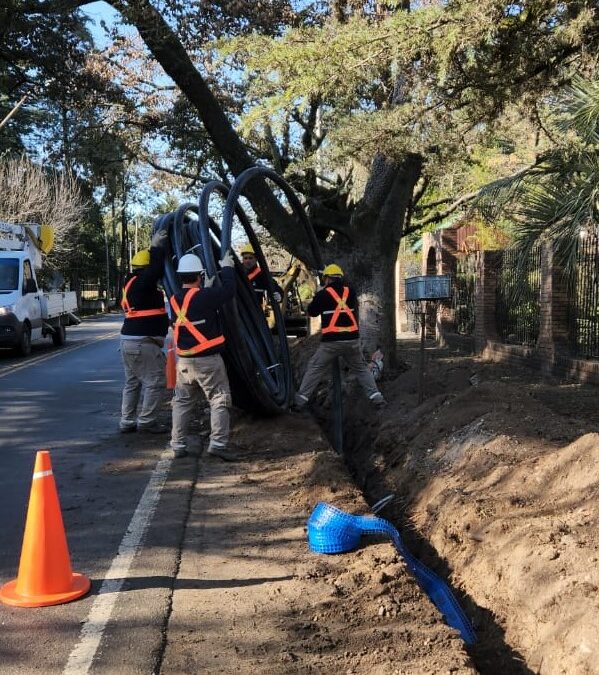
[{"xmin": 81, "ymin": 1, "xmax": 122, "ymax": 49}]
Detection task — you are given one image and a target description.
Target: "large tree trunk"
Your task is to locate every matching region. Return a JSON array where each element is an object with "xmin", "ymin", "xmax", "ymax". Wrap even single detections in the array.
[{"xmin": 332, "ymin": 153, "xmax": 422, "ymax": 368}]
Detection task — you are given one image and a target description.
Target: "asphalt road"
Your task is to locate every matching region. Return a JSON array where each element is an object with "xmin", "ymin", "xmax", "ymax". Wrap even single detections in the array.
[{"xmin": 0, "ymin": 314, "xmax": 194, "ymax": 674}]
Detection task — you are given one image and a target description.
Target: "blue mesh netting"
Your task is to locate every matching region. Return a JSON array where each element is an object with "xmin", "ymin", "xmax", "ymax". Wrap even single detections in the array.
[{"xmin": 307, "ymin": 502, "xmax": 477, "ymax": 645}]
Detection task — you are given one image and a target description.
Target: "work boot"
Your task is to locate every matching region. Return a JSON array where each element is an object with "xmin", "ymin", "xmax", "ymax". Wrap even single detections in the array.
[
  {"xmin": 292, "ymin": 393, "xmax": 309, "ymax": 411},
  {"xmin": 171, "ymin": 446, "xmax": 188, "ymax": 459},
  {"xmin": 206, "ymin": 444, "xmax": 237, "ymax": 462},
  {"xmin": 370, "ymin": 393, "xmax": 387, "ymax": 409},
  {"xmin": 119, "ymin": 424, "xmax": 137, "ymax": 433},
  {"xmin": 138, "ymin": 423, "xmax": 169, "ymax": 434}
]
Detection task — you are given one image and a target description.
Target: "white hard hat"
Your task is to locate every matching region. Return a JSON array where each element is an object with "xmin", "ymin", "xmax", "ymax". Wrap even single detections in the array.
[{"xmin": 177, "ymin": 253, "xmax": 204, "ymax": 274}]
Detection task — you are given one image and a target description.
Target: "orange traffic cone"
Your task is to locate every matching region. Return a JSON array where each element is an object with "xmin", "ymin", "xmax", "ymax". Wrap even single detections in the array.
[
  {"xmin": 166, "ymin": 335, "xmax": 177, "ymax": 390},
  {"xmin": 0, "ymin": 450, "xmax": 90, "ymax": 607}
]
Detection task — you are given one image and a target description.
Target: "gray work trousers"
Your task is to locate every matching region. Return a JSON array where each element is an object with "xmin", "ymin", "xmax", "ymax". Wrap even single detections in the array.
[
  {"xmin": 120, "ymin": 338, "xmax": 166, "ymax": 429},
  {"xmin": 298, "ymin": 340, "xmax": 380, "ymax": 401},
  {"xmin": 170, "ymin": 353, "xmax": 231, "ymax": 453}
]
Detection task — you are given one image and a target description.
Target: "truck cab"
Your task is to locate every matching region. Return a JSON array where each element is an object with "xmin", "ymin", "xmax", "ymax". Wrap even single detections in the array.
[{"xmin": 0, "ymin": 222, "xmax": 79, "ymax": 356}]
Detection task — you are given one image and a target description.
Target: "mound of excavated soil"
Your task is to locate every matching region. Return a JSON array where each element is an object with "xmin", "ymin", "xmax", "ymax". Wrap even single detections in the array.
[{"xmin": 339, "ymin": 342, "xmax": 599, "ymax": 675}]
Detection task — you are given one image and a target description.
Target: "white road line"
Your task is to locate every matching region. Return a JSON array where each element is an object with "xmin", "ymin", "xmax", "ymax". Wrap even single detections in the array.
[
  {"xmin": 0, "ymin": 331, "xmax": 120, "ymax": 379},
  {"xmin": 63, "ymin": 450, "xmax": 173, "ymax": 675}
]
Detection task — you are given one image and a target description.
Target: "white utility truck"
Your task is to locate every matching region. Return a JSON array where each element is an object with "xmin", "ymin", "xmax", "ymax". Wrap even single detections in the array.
[{"xmin": 0, "ymin": 222, "xmax": 79, "ymax": 355}]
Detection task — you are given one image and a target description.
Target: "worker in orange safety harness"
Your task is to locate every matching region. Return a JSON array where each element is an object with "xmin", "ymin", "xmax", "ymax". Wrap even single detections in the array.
[
  {"xmin": 294, "ymin": 263, "xmax": 386, "ymax": 410},
  {"xmin": 169, "ymin": 250, "xmax": 237, "ymax": 460},
  {"xmin": 240, "ymin": 243, "xmax": 283, "ymax": 305},
  {"xmin": 119, "ymin": 228, "xmax": 169, "ymax": 433}
]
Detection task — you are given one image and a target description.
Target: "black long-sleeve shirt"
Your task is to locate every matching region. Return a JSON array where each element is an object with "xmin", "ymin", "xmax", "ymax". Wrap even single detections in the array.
[
  {"xmin": 121, "ymin": 246, "xmax": 169, "ymax": 338},
  {"xmin": 171, "ymin": 266, "xmax": 235, "ymax": 357},
  {"xmin": 307, "ymin": 279, "xmax": 360, "ymax": 342},
  {"xmin": 246, "ymin": 265, "xmax": 283, "ymax": 300}
]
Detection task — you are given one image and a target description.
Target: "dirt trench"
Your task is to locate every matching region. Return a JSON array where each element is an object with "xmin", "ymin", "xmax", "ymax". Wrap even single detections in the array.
[
  {"xmin": 160, "ymin": 411, "xmax": 475, "ymax": 674},
  {"xmin": 320, "ymin": 339, "xmax": 599, "ymax": 675}
]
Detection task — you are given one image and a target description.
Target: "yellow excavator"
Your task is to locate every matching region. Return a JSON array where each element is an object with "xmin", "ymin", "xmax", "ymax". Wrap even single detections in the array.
[{"xmin": 265, "ymin": 263, "xmax": 313, "ymax": 337}]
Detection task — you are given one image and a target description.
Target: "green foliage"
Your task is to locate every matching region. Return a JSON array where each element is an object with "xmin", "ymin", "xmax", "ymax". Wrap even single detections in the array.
[
  {"xmin": 221, "ymin": 1, "xmax": 597, "ymax": 169},
  {"xmin": 477, "ymin": 76, "xmax": 599, "ymax": 282}
]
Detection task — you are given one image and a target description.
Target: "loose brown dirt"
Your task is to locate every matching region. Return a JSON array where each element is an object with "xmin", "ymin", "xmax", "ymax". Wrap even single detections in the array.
[
  {"xmin": 334, "ymin": 339, "xmax": 599, "ymax": 675},
  {"xmin": 161, "ymin": 412, "xmax": 475, "ymax": 674}
]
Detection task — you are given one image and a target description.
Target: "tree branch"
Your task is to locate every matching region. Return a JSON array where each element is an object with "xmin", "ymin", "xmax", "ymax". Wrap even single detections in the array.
[
  {"xmin": 13, "ymin": 0, "xmax": 96, "ymax": 14},
  {"xmin": 411, "ymin": 175, "xmax": 429, "ymax": 207},
  {"xmin": 142, "ymin": 155, "xmax": 212, "ymax": 182},
  {"xmin": 104, "ymin": 0, "xmax": 313, "ymax": 261},
  {"xmin": 412, "ymin": 190, "xmax": 480, "ymax": 227},
  {"xmin": 414, "ymin": 159, "xmax": 548, "ymax": 227}
]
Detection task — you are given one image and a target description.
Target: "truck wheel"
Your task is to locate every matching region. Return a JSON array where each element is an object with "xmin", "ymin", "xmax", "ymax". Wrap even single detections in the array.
[
  {"xmin": 17, "ymin": 324, "xmax": 32, "ymax": 356},
  {"xmin": 52, "ymin": 325, "xmax": 66, "ymax": 347}
]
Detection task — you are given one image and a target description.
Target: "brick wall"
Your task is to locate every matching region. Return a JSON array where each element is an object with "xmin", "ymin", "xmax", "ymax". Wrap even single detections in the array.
[
  {"xmin": 420, "ymin": 227, "xmax": 599, "ymax": 385},
  {"xmin": 473, "ymin": 245, "xmax": 599, "ymax": 385}
]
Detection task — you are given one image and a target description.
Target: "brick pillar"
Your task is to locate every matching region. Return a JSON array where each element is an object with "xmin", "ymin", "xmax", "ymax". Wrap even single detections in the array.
[
  {"xmin": 474, "ymin": 250, "xmax": 502, "ymax": 352},
  {"xmin": 395, "ymin": 255, "xmax": 408, "ymax": 334},
  {"xmin": 438, "ymin": 228, "xmax": 458, "ymax": 342},
  {"xmin": 537, "ymin": 242, "xmax": 571, "ymax": 368}
]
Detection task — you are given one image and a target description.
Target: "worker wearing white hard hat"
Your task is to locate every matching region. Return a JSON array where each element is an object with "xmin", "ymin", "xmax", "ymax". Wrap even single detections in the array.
[{"xmin": 169, "ymin": 250, "xmax": 237, "ymax": 460}]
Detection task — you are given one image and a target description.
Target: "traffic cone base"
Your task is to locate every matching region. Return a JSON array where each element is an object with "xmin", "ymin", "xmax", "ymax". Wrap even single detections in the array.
[
  {"xmin": 0, "ymin": 572, "xmax": 90, "ymax": 608},
  {"xmin": 0, "ymin": 450, "xmax": 91, "ymax": 608}
]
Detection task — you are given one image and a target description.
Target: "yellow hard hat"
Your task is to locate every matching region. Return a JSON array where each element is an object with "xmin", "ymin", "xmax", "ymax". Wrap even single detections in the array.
[
  {"xmin": 322, "ymin": 263, "xmax": 343, "ymax": 277},
  {"xmin": 240, "ymin": 243, "xmax": 255, "ymax": 255},
  {"xmin": 131, "ymin": 249, "xmax": 151, "ymax": 267},
  {"xmin": 38, "ymin": 224, "xmax": 54, "ymax": 254}
]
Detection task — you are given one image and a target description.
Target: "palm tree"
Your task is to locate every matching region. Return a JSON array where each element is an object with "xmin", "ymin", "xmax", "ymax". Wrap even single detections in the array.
[{"xmin": 477, "ymin": 77, "xmax": 599, "ymax": 282}]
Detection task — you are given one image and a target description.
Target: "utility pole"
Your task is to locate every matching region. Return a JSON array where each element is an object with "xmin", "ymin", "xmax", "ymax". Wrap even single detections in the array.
[{"xmin": 104, "ymin": 225, "xmax": 110, "ymax": 302}]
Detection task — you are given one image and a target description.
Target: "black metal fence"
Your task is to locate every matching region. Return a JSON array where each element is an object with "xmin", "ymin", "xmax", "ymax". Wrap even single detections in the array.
[
  {"xmin": 406, "ymin": 299, "xmax": 420, "ymax": 334},
  {"xmin": 452, "ymin": 253, "xmax": 476, "ymax": 335},
  {"xmin": 570, "ymin": 233, "xmax": 599, "ymax": 359},
  {"xmin": 496, "ymin": 247, "xmax": 542, "ymax": 346}
]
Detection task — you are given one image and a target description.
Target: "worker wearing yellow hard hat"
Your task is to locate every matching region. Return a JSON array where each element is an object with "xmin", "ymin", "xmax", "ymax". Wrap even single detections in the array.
[
  {"xmin": 131, "ymin": 249, "xmax": 151, "ymax": 267},
  {"xmin": 294, "ymin": 262, "xmax": 386, "ymax": 411},
  {"xmin": 321, "ymin": 263, "xmax": 344, "ymax": 277},
  {"xmin": 119, "ymin": 228, "xmax": 170, "ymax": 434},
  {"xmin": 239, "ymin": 242, "xmax": 283, "ymax": 304}
]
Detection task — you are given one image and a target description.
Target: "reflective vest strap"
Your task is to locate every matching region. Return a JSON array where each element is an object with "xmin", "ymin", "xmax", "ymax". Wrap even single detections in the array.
[
  {"xmin": 170, "ymin": 288, "xmax": 198, "ymax": 348},
  {"xmin": 248, "ymin": 266, "xmax": 261, "ymax": 282},
  {"xmin": 181, "ymin": 286, "xmax": 199, "ymax": 316},
  {"xmin": 122, "ymin": 276, "xmax": 167, "ymax": 318},
  {"xmin": 170, "ymin": 288, "xmax": 225, "ymax": 356},
  {"xmin": 121, "ymin": 276, "xmax": 137, "ymax": 312},
  {"xmin": 322, "ymin": 286, "xmax": 359, "ymax": 334}
]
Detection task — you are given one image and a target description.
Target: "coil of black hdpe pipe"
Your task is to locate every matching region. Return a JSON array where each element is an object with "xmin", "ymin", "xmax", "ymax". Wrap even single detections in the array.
[{"xmin": 155, "ymin": 167, "xmax": 324, "ymax": 416}]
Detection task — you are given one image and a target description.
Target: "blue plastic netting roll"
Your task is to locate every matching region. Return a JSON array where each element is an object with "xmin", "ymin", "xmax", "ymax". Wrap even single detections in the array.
[{"xmin": 307, "ymin": 502, "xmax": 477, "ymax": 645}]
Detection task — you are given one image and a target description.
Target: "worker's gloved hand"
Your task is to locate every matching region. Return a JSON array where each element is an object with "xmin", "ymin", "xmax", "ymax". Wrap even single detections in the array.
[
  {"xmin": 273, "ymin": 291, "xmax": 282, "ymax": 303},
  {"xmin": 220, "ymin": 249, "xmax": 234, "ymax": 268},
  {"xmin": 204, "ymin": 275, "xmax": 215, "ymax": 288},
  {"xmin": 151, "ymin": 229, "xmax": 168, "ymax": 248}
]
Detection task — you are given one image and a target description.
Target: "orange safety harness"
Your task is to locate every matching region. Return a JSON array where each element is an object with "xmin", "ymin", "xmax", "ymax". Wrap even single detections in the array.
[
  {"xmin": 321, "ymin": 286, "xmax": 359, "ymax": 335},
  {"xmin": 121, "ymin": 276, "xmax": 167, "ymax": 319},
  {"xmin": 247, "ymin": 265, "xmax": 261, "ymax": 282},
  {"xmin": 170, "ymin": 287, "xmax": 225, "ymax": 356}
]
